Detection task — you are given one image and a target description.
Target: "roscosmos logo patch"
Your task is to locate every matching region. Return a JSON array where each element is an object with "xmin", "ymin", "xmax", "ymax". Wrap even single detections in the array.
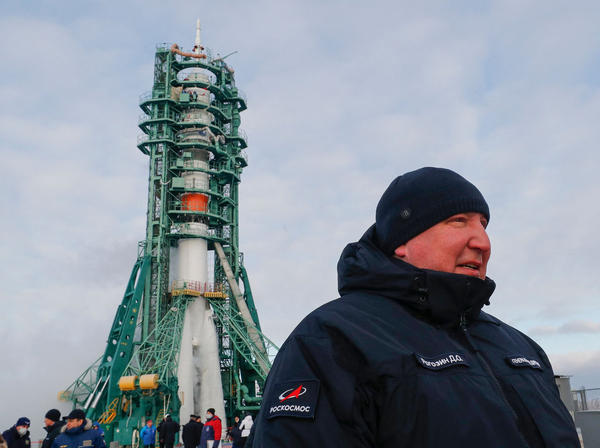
[
  {"xmin": 278, "ymin": 384, "xmax": 307, "ymax": 402},
  {"xmin": 267, "ymin": 379, "xmax": 319, "ymax": 419}
]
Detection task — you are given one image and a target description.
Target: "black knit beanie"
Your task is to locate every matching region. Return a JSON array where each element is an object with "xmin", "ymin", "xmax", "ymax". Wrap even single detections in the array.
[
  {"xmin": 375, "ymin": 167, "xmax": 489, "ymax": 254},
  {"xmin": 45, "ymin": 409, "xmax": 61, "ymax": 422}
]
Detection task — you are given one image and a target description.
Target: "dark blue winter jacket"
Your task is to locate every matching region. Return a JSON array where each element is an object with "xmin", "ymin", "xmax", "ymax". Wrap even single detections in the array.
[
  {"xmin": 199, "ymin": 421, "xmax": 214, "ymax": 448},
  {"xmin": 51, "ymin": 419, "xmax": 106, "ymax": 448},
  {"xmin": 2, "ymin": 427, "xmax": 30, "ymax": 448},
  {"xmin": 248, "ymin": 226, "xmax": 579, "ymax": 447},
  {"xmin": 42, "ymin": 421, "xmax": 65, "ymax": 448}
]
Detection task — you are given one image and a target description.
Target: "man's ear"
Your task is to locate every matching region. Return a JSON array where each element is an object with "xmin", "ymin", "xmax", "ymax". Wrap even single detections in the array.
[{"xmin": 393, "ymin": 245, "xmax": 407, "ymax": 259}]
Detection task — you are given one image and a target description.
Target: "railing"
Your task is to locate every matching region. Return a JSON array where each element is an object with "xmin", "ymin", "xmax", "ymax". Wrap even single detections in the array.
[
  {"xmin": 573, "ymin": 387, "xmax": 600, "ymax": 411},
  {"xmin": 236, "ymin": 129, "xmax": 248, "ymax": 143},
  {"xmin": 177, "ymin": 71, "xmax": 215, "ymax": 85},
  {"xmin": 204, "ymin": 48, "xmax": 215, "ymax": 61},
  {"xmin": 182, "ymin": 159, "xmax": 210, "ymax": 170},
  {"xmin": 167, "ymin": 203, "xmax": 232, "ymax": 223},
  {"xmin": 140, "ymin": 91, "xmax": 168, "ymax": 102},
  {"xmin": 210, "ymin": 162, "xmax": 234, "ymax": 174},
  {"xmin": 168, "ymin": 201, "xmax": 210, "ymax": 213},
  {"xmin": 237, "ymin": 150, "xmax": 248, "ymax": 164},
  {"xmin": 169, "ymin": 223, "xmax": 226, "ymax": 240},
  {"xmin": 235, "ymin": 88, "xmax": 247, "ymax": 104},
  {"xmin": 139, "ymin": 91, "xmax": 153, "ymax": 102},
  {"xmin": 139, "ymin": 113, "xmax": 178, "ymax": 124},
  {"xmin": 171, "ymin": 280, "xmax": 226, "ymax": 294},
  {"xmin": 138, "ymin": 133, "xmax": 176, "ymax": 145}
]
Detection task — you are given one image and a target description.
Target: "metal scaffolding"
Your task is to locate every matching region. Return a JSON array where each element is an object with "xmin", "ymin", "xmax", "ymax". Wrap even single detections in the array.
[{"xmin": 61, "ymin": 25, "xmax": 277, "ymax": 446}]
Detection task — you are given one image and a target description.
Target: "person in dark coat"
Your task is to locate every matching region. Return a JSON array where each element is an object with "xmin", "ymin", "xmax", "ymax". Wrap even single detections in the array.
[
  {"xmin": 156, "ymin": 415, "xmax": 179, "ymax": 448},
  {"xmin": 51, "ymin": 410, "xmax": 105, "ymax": 448},
  {"xmin": 194, "ymin": 415, "xmax": 204, "ymax": 431},
  {"xmin": 42, "ymin": 410, "xmax": 65, "ymax": 448},
  {"xmin": 181, "ymin": 415, "xmax": 201, "ymax": 448},
  {"xmin": 227, "ymin": 416, "xmax": 242, "ymax": 448},
  {"xmin": 247, "ymin": 167, "xmax": 580, "ymax": 447},
  {"xmin": 157, "ymin": 417, "xmax": 165, "ymax": 448},
  {"xmin": 2, "ymin": 418, "xmax": 30, "ymax": 448}
]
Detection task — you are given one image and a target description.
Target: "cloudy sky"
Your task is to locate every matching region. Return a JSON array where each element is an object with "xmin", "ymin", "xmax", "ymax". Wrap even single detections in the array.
[{"xmin": 1, "ymin": 0, "xmax": 600, "ymax": 437}]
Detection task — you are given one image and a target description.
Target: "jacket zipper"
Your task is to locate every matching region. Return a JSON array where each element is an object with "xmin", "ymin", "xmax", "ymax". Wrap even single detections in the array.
[{"xmin": 459, "ymin": 313, "xmax": 519, "ymax": 423}]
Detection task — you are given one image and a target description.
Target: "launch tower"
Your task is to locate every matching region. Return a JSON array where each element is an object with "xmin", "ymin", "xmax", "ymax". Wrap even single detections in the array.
[{"xmin": 61, "ymin": 22, "xmax": 278, "ymax": 446}]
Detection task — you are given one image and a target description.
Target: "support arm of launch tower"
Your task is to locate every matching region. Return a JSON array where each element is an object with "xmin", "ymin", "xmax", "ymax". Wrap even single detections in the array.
[{"xmin": 214, "ymin": 242, "xmax": 269, "ymax": 373}]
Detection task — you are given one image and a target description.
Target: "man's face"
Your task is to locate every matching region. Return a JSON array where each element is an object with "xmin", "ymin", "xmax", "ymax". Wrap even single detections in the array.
[
  {"xmin": 147, "ymin": 421, "xmax": 152, "ymax": 427},
  {"xmin": 44, "ymin": 418, "xmax": 54, "ymax": 428},
  {"xmin": 394, "ymin": 212, "xmax": 491, "ymax": 280},
  {"xmin": 66, "ymin": 419, "xmax": 83, "ymax": 430}
]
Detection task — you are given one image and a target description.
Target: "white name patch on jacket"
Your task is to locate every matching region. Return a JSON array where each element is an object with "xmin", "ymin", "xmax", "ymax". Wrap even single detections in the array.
[
  {"xmin": 505, "ymin": 355, "xmax": 542, "ymax": 370},
  {"xmin": 415, "ymin": 353, "xmax": 470, "ymax": 370}
]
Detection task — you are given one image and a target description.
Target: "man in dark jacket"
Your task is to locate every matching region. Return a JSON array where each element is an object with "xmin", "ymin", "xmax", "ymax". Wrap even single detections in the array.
[
  {"xmin": 181, "ymin": 415, "xmax": 202, "ymax": 448},
  {"xmin": 157, "ymin": 417, "xmax": 165, "ymax": 448},
  {"xmin": 248, "ymin": 167, "xmax": 580, "ymax": 447},
  {"xmin": 2, "ymin": 418, "xmax": 30, "ymax": 448},
  {"xmin": 42, "ymin": 410, "xmax": 65, "ymax": 448},
  {"xmin": 51, "ymin": 409, "xmax": 105, "ymax": 448},
  {"xmin": 227, "ymin": 416, "xmax": 242, "ymax": 448},
  {"xmin": 157, "ymin": 415, "xmax": 179, "ymax": 448}
]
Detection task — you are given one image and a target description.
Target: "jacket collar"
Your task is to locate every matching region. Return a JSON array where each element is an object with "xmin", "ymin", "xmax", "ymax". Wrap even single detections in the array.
[
  {"xmin": 337, "ymin": 225, "xmax": 496, "ymax": 327},
  {"xmin": 61, "ymin": 419, "xmax": 92, "ymax": 435}
]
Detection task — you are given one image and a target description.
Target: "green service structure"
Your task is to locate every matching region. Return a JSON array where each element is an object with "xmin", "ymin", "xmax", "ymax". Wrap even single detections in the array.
[{"xmin": 61, "ymin": 21, "xmax": 278, "ymax": 447}]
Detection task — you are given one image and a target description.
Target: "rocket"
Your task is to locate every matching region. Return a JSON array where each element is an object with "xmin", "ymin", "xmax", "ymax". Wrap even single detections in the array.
[
  {"xmin": 192, "ymin": 18, "xmax": 203, "ymax": 55},
  {"xmin": 172, "ymin": 21, "xmax": 226, "ymax": 426}
]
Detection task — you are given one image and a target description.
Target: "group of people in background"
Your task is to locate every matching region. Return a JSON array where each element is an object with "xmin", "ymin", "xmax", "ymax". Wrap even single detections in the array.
[
  {"xmin": 2, "ymin": 408, "xmax": 251, "ymax": 448},
  {"xmin": 141, "ymin": 408, "xmax": 252, "ymax": 448},
  {"xmin": 154, "ymin": 408, "xmax": 220, "ymax": 448},
  {"xmin": 1, "ymin": 409, "xmax": 105, "ymax": 448}
]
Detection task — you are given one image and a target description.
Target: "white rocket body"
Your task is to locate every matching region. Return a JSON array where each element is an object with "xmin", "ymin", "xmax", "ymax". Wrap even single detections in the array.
[
  {"xmin": 175, "ymin": 228, "xmax": 226, "ymax": 425},
  {"xmin": 173, "ymin": 24, "xmax": 226, "ymax": 426},
  {"xmin": 171, "ymin": 201, "xmax": 225, "ymax": 423}
]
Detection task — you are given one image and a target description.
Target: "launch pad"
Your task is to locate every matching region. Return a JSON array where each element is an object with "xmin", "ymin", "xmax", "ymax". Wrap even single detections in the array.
[{"xmin": 60, "ymin": 22, "xmax": 278, "ymax": 446}]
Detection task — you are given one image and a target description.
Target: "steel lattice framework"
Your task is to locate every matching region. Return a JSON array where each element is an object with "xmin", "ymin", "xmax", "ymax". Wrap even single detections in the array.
[{"xmin": 61, "ymin": 35, "xmax": 277, "ymax": 446}]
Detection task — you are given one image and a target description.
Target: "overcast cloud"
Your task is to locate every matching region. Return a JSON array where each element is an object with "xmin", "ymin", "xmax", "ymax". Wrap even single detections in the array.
[{"xmin": 1, "ymin": 0, "xmax": 599, "ymax": 438}]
